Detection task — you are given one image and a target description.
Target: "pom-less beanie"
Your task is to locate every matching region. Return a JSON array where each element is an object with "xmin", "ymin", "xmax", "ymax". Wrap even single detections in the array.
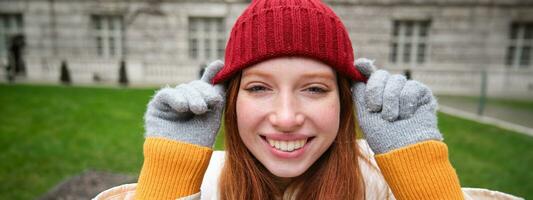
[{"xmin": 212, "ymin": 0, "xmax": 366, "ymax": 84}]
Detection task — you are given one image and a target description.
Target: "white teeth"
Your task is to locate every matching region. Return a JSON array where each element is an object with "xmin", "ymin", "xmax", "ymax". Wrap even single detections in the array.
[
  {"xmin": 287, "ymin": 142, "xmax": 295, "ymax": 151},
  {"xmin": 281, "ymin": 141, "xmax": 288, "ymax": 150},
  {"xmin": 266, "ymin": 138, "xmax": 308, "ymax": 152}
]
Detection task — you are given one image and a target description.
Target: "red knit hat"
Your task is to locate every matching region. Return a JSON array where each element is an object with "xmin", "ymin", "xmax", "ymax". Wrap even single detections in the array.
[{"xmin": 212, "ymin": 0, "xmax": 366, "ymax": 84}]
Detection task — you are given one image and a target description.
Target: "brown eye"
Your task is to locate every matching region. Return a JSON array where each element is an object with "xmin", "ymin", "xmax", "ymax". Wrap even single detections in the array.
[
  {"xmin": 245, "ymin": 85, "xmax": 269, "ymax": 93},
  {"xmin": 305, "ymin": 87, "xmax": 328, "ymax": 94}
]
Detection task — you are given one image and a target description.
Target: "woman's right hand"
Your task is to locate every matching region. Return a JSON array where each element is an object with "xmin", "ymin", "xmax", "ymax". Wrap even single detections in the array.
[{"xmin": 143, "ymin": 60, "xmax": 225, "ymax": 148}]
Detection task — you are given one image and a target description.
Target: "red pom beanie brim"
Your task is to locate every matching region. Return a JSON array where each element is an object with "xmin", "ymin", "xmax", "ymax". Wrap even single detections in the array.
[{"xmin": 212, "ymin": 0, "xmax": 366, "ymax": 84}]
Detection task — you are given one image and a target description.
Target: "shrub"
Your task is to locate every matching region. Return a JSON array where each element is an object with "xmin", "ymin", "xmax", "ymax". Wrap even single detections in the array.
[{"xmin": 59, "ymin": 60, "xmax": 71, "ymax": 85}]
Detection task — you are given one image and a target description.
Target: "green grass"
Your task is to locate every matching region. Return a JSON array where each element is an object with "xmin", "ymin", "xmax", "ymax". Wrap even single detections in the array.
[
  {"xmin": 439, "ymin": 112, "xmax": 533, "ymax": 199},
  {"xmin": 0, "ymin": 84, "xmax": 531, "ymax": 199},
  {"xmin": 0, "ymin": 84, "xmax": 151, "ymax": 199}
]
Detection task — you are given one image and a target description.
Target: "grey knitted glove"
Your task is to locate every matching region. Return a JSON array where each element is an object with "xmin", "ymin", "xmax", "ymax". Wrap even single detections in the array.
[
  {"xmin": 144, "ymin": 60, "xmax": 225, "ymax": 148},
  {"xmin": 352, "ymin": 58, "xmax": 443, "ymax": 154}
]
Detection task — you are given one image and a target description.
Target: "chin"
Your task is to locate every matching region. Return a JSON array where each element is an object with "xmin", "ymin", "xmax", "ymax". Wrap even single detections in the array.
[{"xmin": 265, "ymin": 162, "xmax": 310, "ymax": 178}]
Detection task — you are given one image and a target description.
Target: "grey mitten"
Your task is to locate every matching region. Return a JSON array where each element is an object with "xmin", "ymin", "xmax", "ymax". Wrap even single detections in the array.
[
  {"xmin": 352, "ymin": 58, "xmax": 442, "ymax": 154},
  {"xmin": 144, "ymin": 60, "xmax": 225, "ymax": 148}
]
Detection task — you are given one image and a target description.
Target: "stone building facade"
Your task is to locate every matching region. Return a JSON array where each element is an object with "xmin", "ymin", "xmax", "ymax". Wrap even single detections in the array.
[{"xmin": 0, "ymin": 0, "xmax": 532, "ymax": 98}]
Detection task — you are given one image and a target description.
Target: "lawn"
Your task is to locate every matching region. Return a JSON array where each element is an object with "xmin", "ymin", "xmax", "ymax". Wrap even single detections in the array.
[
  {"xmin": 439, "ymin": 112, "xmax": 532, "ymax": 199},
  {"xmin": 0, "ymin": 84, "xmax": 531, "ymax": 199}
]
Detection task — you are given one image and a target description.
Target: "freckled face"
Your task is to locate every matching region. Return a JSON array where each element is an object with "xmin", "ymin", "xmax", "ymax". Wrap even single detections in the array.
[{"xmin": 236, "ymin": 57, "xmax": 340, "ymax": 178}]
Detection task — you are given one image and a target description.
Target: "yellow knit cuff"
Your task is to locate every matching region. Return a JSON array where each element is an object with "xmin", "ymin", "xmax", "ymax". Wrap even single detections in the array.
[
  {"xmin": 135, "ymin": 137, "xmax": 213, "ymax": 200},
  {"xmin": 375, "ymin": 140, "xmax": 464, "ymax": 200}
]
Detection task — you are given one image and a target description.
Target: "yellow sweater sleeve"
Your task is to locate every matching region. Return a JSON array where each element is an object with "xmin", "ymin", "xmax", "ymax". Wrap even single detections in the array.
[
  {"xmin": 375, "ymin": 140, "xmax": 464, "ymax": 200},
  {"xmin": 135, "ymin": 137, "xmax": 213, "ymax": 200}
]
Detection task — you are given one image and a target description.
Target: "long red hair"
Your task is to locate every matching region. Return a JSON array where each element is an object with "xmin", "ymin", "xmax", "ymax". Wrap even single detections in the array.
[{"xmin": 219, "ymin": 72, "xmax": 366, "ymax": 200}]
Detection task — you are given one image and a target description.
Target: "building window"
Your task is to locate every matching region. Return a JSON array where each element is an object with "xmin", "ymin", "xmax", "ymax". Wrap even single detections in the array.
[
  {"xmin": 0, "ymin": 14, "xmax": 23, "ymax": 58},
  {"xmin": 91, "ymin": 15, "xmax": 124, "ymax": 58},
  {"xmin": 390, "ymin": 20, "xmax": 430, "ymax": 65},
  {"xmin": 506, "ymin": 22, "xmax": 533, "ymax": 68},
  {"xmin": 188, "ymin": 17, "xmax": 225, "ymax": 61}
]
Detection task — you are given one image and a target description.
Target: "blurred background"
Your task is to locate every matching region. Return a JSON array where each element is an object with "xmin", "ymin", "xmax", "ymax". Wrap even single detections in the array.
[{"xmin": 0, "ymin": 0, "xmax": 532, "ymax": 199}]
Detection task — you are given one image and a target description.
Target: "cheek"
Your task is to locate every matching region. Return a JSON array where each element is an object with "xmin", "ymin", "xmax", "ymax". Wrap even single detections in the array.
[
  {"xmin": 236, "ymin": 95, "xmax": 265, "ymax": 138},
  {"xmin": 307, "ymin": 96, "xmax": 340, "ymax": 136}
]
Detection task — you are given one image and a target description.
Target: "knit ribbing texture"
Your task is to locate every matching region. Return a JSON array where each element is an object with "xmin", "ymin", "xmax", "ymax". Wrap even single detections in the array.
[
  {"xmin": 212, "ymin": 0, "xmax": 366, "ymax": 84},
  {"xmin": 135, "ymin": 138, "xmax": 213, "ymax": 200},
  {"xmin": 375, "ymin": 141, "xmax": 464, "ymax": 200}
]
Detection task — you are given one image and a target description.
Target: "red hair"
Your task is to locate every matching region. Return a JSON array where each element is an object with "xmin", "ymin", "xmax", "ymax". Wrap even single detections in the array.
[{"xmin": 219, "ymin": 72, "xmax": 366, "ymax": 199}]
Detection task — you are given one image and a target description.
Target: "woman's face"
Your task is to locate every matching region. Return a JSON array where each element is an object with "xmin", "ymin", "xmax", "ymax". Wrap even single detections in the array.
[{"xmin": 236, "ymin": 57, "xmax": 340, "ymax": 178}]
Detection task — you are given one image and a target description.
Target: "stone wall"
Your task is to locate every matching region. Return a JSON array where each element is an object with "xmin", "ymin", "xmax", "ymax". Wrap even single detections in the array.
[{"xmin": 0, "ymin": 0, "xmax": 532, "ymax": 98}]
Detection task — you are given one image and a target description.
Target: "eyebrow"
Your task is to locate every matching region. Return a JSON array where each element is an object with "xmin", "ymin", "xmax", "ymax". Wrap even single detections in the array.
[
  {"xmin": 242, "ymin": 71, "xmax": 274, "ymax": 79},
  {"xmin": 299, "ymin": 72, "xmax": 336, "ymax": 80}
]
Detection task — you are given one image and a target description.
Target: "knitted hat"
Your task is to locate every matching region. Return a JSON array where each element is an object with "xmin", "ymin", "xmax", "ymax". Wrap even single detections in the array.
[{"xmin": 212, "ymin": 0, "xmax": 366, "ymax": 84}]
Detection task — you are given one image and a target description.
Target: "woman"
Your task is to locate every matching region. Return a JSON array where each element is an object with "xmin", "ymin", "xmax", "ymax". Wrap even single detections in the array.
[{"xmin": 94, "ymin": 0, "xmax": 522, "ymax": 199}]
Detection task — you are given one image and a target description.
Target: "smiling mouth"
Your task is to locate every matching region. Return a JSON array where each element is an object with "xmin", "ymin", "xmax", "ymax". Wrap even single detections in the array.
[{"xmin": 261, "ymin": 136, "xmax": 314, "ymax": 152}]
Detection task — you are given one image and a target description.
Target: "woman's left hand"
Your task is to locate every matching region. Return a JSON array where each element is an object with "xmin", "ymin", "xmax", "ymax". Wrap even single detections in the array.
[{"xmin": 351, "ymin": 58, "xmax": 443, "ymax": 154}]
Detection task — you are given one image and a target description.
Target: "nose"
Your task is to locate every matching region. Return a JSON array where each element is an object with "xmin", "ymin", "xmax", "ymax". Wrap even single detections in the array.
[{"xmin": 268, "ymin": 93, "xmax": 305, "ymax": 132}]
